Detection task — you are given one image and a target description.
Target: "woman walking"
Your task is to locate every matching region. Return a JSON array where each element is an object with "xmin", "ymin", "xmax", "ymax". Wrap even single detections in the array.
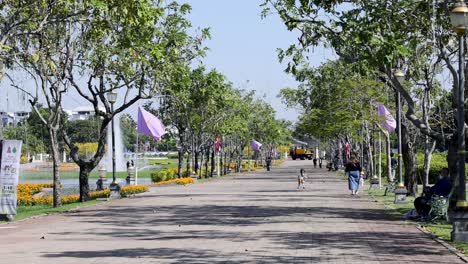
[{"xmin": 345, "ymin": 156, "xmax": 362, "ymax": 195}]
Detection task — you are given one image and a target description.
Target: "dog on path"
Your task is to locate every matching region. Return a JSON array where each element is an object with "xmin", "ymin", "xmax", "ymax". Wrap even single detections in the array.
[{"xmin": 298, "ymin": 168, "xmax": 307, "ymax": 189}]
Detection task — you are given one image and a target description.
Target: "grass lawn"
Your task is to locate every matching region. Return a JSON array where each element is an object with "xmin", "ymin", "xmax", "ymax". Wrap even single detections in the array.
[
  {"xmin": 367, "ymin": 186, "xmax": 468, "ymax": 254},
  {"xmin": 367, "ymin": 188, "xmax": 416, "ymax": 215},
  {"xmin": 148, "ymin": 158, "xmax": 179, "ymax": 168},
  {"xmin": 1, "ymin": 200, "xmax": 102, "ymax": 223}
]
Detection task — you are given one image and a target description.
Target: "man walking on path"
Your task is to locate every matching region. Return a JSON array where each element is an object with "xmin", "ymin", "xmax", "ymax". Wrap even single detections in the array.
[{"xmin": 0, "ymin": 160, "xmax": 463, "ymax": 263}]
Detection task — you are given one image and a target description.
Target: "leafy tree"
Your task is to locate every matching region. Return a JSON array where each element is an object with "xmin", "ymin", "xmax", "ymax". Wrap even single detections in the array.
[
  {"xmin": 58, "ymin": 0, "xmax": 209, "ymax": 201},
  {"xmin": 65, "ymin": 118, "xmax": 100, "ymax": 144},
  {"xmin": 262, "ymin": 0, "xmax": 457, "ymax": 195}
]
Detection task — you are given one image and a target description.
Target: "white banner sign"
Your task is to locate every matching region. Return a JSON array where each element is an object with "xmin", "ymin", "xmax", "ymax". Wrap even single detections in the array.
[{"xmin": 0, "ymin": 140, "xmax": 22, "ymax": 215}]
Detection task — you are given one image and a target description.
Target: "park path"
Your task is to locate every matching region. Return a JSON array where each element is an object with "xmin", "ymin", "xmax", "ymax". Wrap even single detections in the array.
[{"xmin": 0, "ymin": 160, "xmax": 464, "ymax": 264}]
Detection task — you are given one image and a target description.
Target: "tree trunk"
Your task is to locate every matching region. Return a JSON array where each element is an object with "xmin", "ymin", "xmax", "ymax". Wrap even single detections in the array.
[
  {"xmin": 177, "ymin": 149, "xmax": 183, "ymax": 178},
  {"xmin": 186, "ymin": 151, "xmax": 190, "ymax": 177},
  {"xmin": 49, "ymin": 128, "xmax": 62, "ymax": 207},
  {"xmin": 210, "ymin": 146, "xmax": 215, "ymax": 177},
  {"xmin": 237, "ymin": 143, "xmax": 243, "ymax": 173},
  {"xmin": 247, "ymin": 145, "xmax": 251, "ymax": 172},
  {"xmin": 447, "ymin": 135, "xmax": 459, "ymax": 194},
  {"xmin": 205, "ymin": 148, "xmax": 209, "ymax": 178},
  {"xmin": 402, "ymin": 121, "xmax": 418, "ymax": 196},
  {"xmin": 194, "ymin": 151, "xmax": 199, "ymax": 174},
  {"xmin": 199, "ymin": 149, "xmax": 204, "ymax": 179},
  {"xmin": 219, "ymin": 148, "xmax": 223, "ymax": 176},
  {"xmin": 224, "ymin": 150, "xmax": 227, "ymax": 175},
  {"xmin": 385, "ymin": 132, "xmax": 393, "ymax": 182},
  {"xmin": 79, "ymin": 165, "xmax": 91, "ymax": 202},
  {"xmin": 364, "ymin": 122, "xmax": 374, "ymax": 177},
  {"xmin": 423, "ymin": 136, "xmax": 437, "ymax": 187}
]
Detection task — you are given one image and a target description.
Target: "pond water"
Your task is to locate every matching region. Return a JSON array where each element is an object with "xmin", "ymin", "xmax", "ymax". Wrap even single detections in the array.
[{"xmin": 19, "ymin": 177, "xmax": 153, "ymax": 188}]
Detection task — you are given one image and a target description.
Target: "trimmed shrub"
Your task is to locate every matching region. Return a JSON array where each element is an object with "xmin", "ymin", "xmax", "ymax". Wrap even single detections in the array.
[
  {"xmin": 151, "ymin": 169, "xmax": 180, "ymax": 182},
  {"xmin": 166, "ymin": 171, "xmax": 174, "ymax": 180}
]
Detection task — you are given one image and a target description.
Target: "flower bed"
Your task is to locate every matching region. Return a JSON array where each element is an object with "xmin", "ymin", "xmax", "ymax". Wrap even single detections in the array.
[
  {"xmin": 120, "ymin": 185, "xmax": 149, "ymax": 197},
  {"xmin": 16, "ymin": 183, "xmax": 149, "ymax": 206},
  {"xmin": 17, "ymin": 182, "xmax": 111, "ymax": 206},
  {"xmin": 152, "ymin": 177, "xmax": 195, "ymax": 185},
  {"xmin": 18, "ymin": 183, "xmax": 53, "ymax": 197}
]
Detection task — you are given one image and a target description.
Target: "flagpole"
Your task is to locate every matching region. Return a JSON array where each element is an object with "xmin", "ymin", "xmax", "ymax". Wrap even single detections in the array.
[
  {"xmin": 136, "ymin": 126, "xmax": 139, "ymax": 185},
  {"xmin": 135, "ymin": 104, "xmax": 140, "ymax": 186}
]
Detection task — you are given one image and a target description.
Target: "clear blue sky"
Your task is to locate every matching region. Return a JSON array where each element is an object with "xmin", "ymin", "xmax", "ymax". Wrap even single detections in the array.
[{"xmin": 178, "ymin": 0, "xmax": 335, "ymax": 121}]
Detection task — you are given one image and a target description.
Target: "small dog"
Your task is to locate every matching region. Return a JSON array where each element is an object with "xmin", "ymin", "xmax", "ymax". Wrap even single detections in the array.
[{"xmin": 298, "ymin": 168, "xmax": 307, "ymax": 189}]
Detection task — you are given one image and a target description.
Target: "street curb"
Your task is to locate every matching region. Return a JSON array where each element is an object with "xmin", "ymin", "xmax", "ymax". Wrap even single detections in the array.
[{"xmin": 416, "ymin": 225, "xmax": 468, "ymax": 263}]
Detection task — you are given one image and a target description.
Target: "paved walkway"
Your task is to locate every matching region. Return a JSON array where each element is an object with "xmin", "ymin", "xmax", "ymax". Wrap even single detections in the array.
[{"xmin": 0, "ymin": 160, "xmax": 465, "ymax": 263}]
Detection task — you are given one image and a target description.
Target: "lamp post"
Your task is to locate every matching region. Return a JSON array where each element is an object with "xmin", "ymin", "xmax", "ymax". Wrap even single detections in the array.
[
  {"xmin": 451, "ymin": 1, "xmax": 468, "ymax": 209},
  {"xmin": 393, "ymin": 69, "xmax": 407, "ymax": 204},
  {"xmin": 450, "ymin": 1, "xmax": 468, "ymax": 242},
  {"xmin": 394, "ymin": 70, "xmax": 404, "ymax": 186},
  {"xmin": 107, "ymin": 90, "xmax": 120, "ymax": 198}
]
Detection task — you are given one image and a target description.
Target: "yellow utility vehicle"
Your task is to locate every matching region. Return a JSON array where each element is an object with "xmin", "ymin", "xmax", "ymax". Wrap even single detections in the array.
[{"xmin": 289, "ymin": 147, "xmax": 314, "ymax": 160}]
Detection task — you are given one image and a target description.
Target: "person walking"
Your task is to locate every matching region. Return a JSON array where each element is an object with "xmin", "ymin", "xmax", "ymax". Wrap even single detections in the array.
[
  {"xmin": 266, "ymin": 156, "xmax": 272, "ymax": 171},
  {"xmin": 345, "ymin": 156, "xmax": 362, "ymax": 195},
  {"xmin": 333, "ymin": 154, "xmax": 340, "ymax": 171}
]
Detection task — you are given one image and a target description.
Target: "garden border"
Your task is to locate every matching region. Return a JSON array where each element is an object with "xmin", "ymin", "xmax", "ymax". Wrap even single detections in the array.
[{"xmin": 416, "ymin": 225, "xmax": 468, "ymax": 263}]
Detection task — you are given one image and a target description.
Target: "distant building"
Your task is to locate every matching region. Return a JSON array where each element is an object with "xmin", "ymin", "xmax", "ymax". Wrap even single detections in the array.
[
  {"xmin": 66, "ymin": 106, "xmax": 105, "ymax": 121},
  {"xmin": 0, "ymin": 111, "xmax": 30, "ymax": 127}
]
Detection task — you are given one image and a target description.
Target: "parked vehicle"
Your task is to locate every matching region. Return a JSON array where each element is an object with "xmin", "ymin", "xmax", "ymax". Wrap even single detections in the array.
[{"xmin": 289, "ymin": 147, "xmax": 314, "ymax": 160}]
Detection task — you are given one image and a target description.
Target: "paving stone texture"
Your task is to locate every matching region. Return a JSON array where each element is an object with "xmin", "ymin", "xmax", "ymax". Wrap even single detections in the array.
[{"xmin": 0, "ymin": 160, "xmax": 465, "ymax": 263}]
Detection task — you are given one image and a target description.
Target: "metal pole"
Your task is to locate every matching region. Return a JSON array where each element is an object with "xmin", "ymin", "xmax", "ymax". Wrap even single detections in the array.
[
  {"xmin": 379, "ymin": 132, "xmax": 382, "ymax": 188},
  {"xmin": 397, "ymin": 90, "xmax": 403, "ymax": 185},
  {"xmin": 111, "ymin": 103, "xmax": 116, "ymax": 184},
  {"xmin": 135, "ymin": 126, "xmax": 139, "ymax": 185},
  {"xmin": 458, "ymin": 34, "xmax": 466, "ymax": 205}
]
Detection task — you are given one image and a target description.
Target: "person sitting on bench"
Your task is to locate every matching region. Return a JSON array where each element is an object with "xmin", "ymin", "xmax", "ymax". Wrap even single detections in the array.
[{"xmin": 414, "ymin": 168, "xmax": 452, "ymax": 217}]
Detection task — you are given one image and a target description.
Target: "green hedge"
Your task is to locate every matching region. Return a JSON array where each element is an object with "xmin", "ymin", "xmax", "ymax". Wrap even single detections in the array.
[
  {"xmin": 150, "ymin": 169, "xmax": 177, "ymax": 182},
  {"xmin": 374, "ymin": 152, "xmax": 468, "ymax": 185},
  {"xmin": 416, "ymin": 153, "xmax": 449, "ymax": 185}
]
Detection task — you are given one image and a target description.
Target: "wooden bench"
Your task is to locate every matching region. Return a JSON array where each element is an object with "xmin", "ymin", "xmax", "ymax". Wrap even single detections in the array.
[
  {"xmin": 384, "ymin": 181, "xmax": 396, "ymax": 196},
  {"xmin": 428, "ymin": 188, "xmax": 454, "ymax": 222}
]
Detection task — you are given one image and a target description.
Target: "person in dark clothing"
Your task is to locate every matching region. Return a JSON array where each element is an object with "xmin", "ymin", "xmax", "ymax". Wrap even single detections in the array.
[
  {"xmin": 345, "ymin": 156, "xmax": 362, "ymax": 195},
  {"xmin": 414, "ymin": 168, "xmax": 452, "ymax": 217},
  {"xmin": 333, "ymin": 155, "xmax": 340, "ymax": 171},
  {"xmin": 313, "ymin": 158, "xmax": 317, "ymax": 168},
  {"xmin": 266, "ymin": 156, "xmax": 272, "ymax": 171},
  {"xmin": 429, "ymin": 168, "xmax": 452, "ymax": 197}
]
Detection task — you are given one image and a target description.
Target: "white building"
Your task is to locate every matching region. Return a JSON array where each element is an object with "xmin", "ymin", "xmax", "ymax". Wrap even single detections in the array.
[
  {"xmin": 0, "ymin": 111, "xmax": 30, "ymax": 127},
  {"xmin": 66, "ymin": 106, "xmax": 105, "ymax": 121}
]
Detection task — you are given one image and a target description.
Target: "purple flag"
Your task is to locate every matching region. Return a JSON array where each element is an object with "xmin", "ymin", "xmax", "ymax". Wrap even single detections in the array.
[
  {"xmin": 378, "ymin": 104, "xmax": 396, "ymax": 132},
  {"xmin": 137, "ymin": 107, "xmax": 166, "ymax": 141},
  {"xmin": 251, "ymin": 140, "xmax": 262, "ymax": 151}
]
